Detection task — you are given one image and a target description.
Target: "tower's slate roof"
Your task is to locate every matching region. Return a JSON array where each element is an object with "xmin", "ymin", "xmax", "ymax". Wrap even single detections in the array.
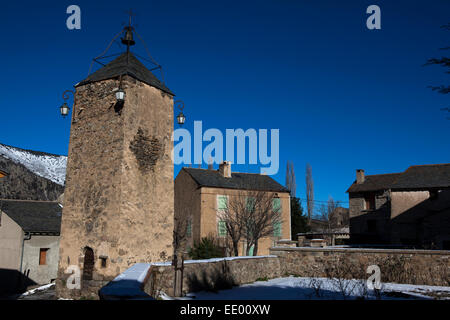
[
  {"xmin": 76, "ymin": 52, "xmax": 174, "ymax": 95},
  {"xmin": 0, "ymin": 200, "xmax": 62, "ymax": 234},
  {"xmin": 182, "ymin": 167, "xmax": 290, "ymax": 193},
  {"xmin": 347, "ymin": 163, "xmax": 450, "ymax": 193}
]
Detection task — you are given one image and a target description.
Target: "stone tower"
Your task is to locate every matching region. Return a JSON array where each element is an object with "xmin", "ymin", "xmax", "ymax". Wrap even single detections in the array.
[{"xmin": 56, "ymin": 35, "xmax": 175, "ymax": 298}]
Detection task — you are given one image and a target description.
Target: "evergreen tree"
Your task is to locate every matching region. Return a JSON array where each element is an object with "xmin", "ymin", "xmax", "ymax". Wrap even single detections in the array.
[{"xmin": 290, "ymin": 197, "xmax": 310, "ymax": 240}]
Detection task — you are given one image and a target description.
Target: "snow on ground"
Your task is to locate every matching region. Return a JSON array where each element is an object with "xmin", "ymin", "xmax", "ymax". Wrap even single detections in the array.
[
  {"xmin": 0, "ymin": 143, "xmax": 67, "ymax": 185},
  {"xmin": 162, "ymin": 276, "xmax": 450, "ymax": 300},
  {"xmin": 19, "ymin": 283, "xmax": 55, "ymax": 297},
  {"xmin": 99, "ymin": 263, "xmax": 154, "ymax": 299}
]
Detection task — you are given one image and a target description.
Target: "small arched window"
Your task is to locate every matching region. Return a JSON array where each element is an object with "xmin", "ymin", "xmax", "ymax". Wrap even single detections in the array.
[{"xmin": 82, "ymin": 247, "xmax": 94, "ymax": 280}]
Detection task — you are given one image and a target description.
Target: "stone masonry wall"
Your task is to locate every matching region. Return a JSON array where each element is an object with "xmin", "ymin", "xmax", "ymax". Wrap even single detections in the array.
[
  {"xmin": 144, "ymin": 256, "xmax": 282, "ymax": 297},
  {"xmin": 56, "ymin": 76, "xmax": 174, "ymax": 299},
  {"xmin": 142, "ymin": 247, "xmax": 449, "ymax": 298},
  {"xmin": 270, "ymin": 247, "xmax": 450, "ymax": 287}
]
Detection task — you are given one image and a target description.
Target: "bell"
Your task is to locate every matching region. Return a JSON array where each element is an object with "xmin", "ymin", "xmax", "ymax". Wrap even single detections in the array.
[{"xmin": 121, "ymin": 26, "xmax": 135, "ymax": 46}]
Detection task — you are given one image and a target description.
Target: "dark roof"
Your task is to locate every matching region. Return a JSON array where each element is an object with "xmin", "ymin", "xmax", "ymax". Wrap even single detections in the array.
[
  {"xmin": 182, "ymin": 168, "xmax": 290, "ymax": 193},
  {"xmin": 76, "ymin": 52, "xmax": 174, "ymax": 95},
  {"xmin": 1, "ymin": 200, "xmax": 62, "ymax": 234},
  {"xmin": 391, "ymin": 164, "xmax": 450, "ymax": 190},
  {"xmin": 347, "ymin": 163, "xmax": 450, "ymax": 193},
  {"xmin": 346, "ymin": 173, "xmax": 402, "ymax": 193}
]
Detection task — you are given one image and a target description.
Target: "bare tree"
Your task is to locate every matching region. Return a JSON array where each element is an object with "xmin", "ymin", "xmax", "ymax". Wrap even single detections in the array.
[
  {"xmin": 173, "ymin": 192, "xmax": 196, "ymax": 257},
  {"xmin": 218, "ymin": 195, "xmax": 246, "ymax": 256},
  {"xmin": 306, "ymin": 163, "xmax": 314, "ymax": 225},
  {"xmin": 425, "ymin": 23, "xmax": 449, "ymax": 118},
  {"xmin": 172, "ymin": 210, "xmax": 190, "ymax": 297},
  {"xmin": 285, "ymin": 161, "xmax": 296, "ymax": 197},
  {"xmin": 173, "ymin": 213, "xmax": 189, "ymax": 257},
  {"xmin": 243, "ymin": 191, "xmax": 283, "ymax": 256},
  {"xmin": 319, "ymin": 196, "xmax": 341, "ymax": 231},
  {"xmin": 221, "ymin": 191, "xmax": 283, "ymax": 256}
]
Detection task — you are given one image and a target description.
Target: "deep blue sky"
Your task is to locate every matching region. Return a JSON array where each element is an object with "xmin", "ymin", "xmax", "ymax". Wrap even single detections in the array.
[{"xmin": 1, "ymin": 0, "xmax": 449, "ymax": 210}]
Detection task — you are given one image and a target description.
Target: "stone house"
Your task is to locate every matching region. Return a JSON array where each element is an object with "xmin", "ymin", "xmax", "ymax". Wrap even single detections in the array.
[
  {"xmin": 347, "ymin": 164, "xmax": 450, "ymax": 249},
  {"xmin": 175, "ymin": 161, "xmax": 291, "ymax": 256},
  {"xmin": 0, "ymin": 199, "xmax": 62, "ymax": 294}
]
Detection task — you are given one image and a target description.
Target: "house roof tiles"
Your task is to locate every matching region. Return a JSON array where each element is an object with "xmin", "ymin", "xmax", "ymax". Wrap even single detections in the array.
[
  {"xmin": 0, "ymin": 200, "xmax": 62, "ymax": 234},
  {"xmin": 182, "ymin": 168, "xmax": 290, "ymax": 193},
  {"xmin": 347, "ymin": 163, "xmax": 450, "ymax": 193}
]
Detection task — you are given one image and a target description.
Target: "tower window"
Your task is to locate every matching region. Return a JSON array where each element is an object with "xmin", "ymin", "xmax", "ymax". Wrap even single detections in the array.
[
  {"xmin": 99, "ymin": 256, "xmax": 108, "ymax": 268},
  {"xmin": 83, "ymin": 247, "xmax": 95, "ymax": 280}
]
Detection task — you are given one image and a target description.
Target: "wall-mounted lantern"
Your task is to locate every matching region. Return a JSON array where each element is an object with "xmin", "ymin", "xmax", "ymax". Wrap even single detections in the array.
[
  {"xmin": 60, "ymin": 90, "xmax": 75, "ymax": 118},
  {"xmin": 115, "ymin": 88, "xmax": 125, "ymax": 102},
  {"xmin": 175, "ymin": 100, "xmax": 186, "ymax": 126}
]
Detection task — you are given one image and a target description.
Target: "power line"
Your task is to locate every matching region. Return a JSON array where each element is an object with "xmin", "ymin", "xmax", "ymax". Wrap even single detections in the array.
[{"xmin": 297, "ymin": 198, "xmax": 349, "ymax": 204}]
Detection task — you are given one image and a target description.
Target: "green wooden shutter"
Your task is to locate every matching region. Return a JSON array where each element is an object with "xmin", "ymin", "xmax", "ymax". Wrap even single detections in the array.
[
  {"xmin": 186, "ymin": 219, "xmax": 192, "ymax": 237},
  {"xmin": 246, "ymin": 197, "xmax": 255, "ymax": 212},
  {"xmin": 248, "ymin": 245, "xmax": 255, "ymax": 256},
  {"xmin": 218, "ymin": 196, "xmax": 228, "ymax": 210},
  {"xmin": 218, "ymin": 220, "xmax": 227, "ymax": 237},
  {"xmin": 273, "ymin": 198, "xmax": 281, "ymax": 212},
  {"xmin": 273, "ymin": 221, "xmax": 282, "ymax": 237}
]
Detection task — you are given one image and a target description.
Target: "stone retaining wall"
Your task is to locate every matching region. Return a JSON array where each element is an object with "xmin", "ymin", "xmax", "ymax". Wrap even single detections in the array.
[
  {"xmin": 141, "ymin": 247, "xmax": 449, "ymax": 298},
  {"xmin": 144, "ymin": 256, "xmax": 282, "ymax": 297},
  {"xmin": 270, "ymin": 247, "xmax": 450, "ymax": 287}
]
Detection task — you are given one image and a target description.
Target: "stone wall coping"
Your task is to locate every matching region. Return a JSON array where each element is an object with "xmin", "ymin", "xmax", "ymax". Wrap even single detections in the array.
[
  {"xmin": 99, "ymin": 263, "xmax": 153, "ymax": 299},
  {"xmin": 151, "ymin": 255, "xmax": 279, "ymax": 268},
  {"xmin": 270, "ymin": 246, "xmax": 450, "ymax": 255}
]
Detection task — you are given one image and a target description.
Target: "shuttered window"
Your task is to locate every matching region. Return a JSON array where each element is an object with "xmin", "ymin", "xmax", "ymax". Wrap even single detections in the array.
[
  {"xmin": 273, "ymin": 198, "xmax": 281, "ymax": 212},
  {"xmin": 39, "ymin": 248, "xmax": 49, "ymax": 265},
  {"xmin": 365, "ymin": 194, "xmax": 376, "ymax": 210},
  {"xmin": 218, "ymin": 220, "xmax": 227, "ymax": 237},
  {"xmin": 186, "ymin": 219, "xmax": 192, "ymax": 237},
  {"xmin": 246, "ymin": 197, "xmax": 256, "ymax": 212},
  {"xmin": 218, "ymin": 195, "xmax": 228, "ymax": 210},
  {"xmin": 273, "ymin": 221, "xmax": 282, "ymax": 237}
]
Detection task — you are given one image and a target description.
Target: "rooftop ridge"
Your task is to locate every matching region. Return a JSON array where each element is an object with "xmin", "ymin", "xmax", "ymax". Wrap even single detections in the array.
[
  {"xmin": 184, "ymin": 167, "xmax": 272, "ymax": 176},
  {"xmin": 407, "ymin": 163, "xmax": 450, "ymax": 168},
  {"xmin": 365, "ymin": 172, "xmax": 403, "ymax": 177},
  {"xmin": 181, "ymin": 167, "xmax": 289, "ymax": 193}
]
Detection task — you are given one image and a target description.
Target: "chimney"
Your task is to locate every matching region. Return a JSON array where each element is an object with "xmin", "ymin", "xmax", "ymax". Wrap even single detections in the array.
[
  {"xmin": 219, "ymin": 161, "xmax": 231, "ymax": 178},
  {"xmin": 356, "ymin": 169, "xmax": 365, "ymax": 184}
]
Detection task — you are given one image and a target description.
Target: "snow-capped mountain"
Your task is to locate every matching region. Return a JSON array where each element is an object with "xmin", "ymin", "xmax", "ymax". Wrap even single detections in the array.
[{"xmin": 0, "ymin": 143, "xmax": 67, "ymax": 186}]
